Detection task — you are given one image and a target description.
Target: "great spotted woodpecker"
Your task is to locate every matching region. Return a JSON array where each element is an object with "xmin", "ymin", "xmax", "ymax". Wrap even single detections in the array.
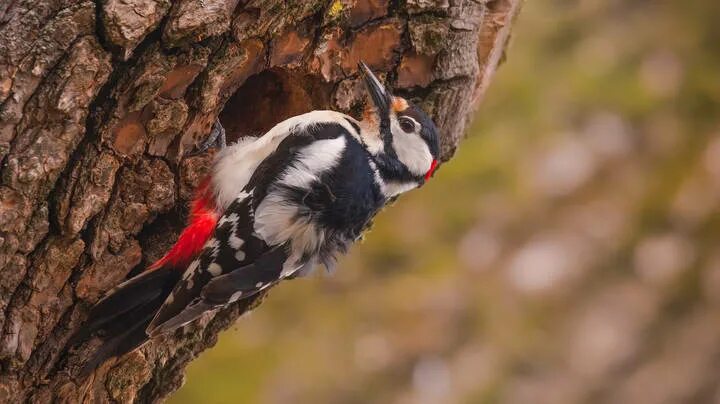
[{"xmin": 73, "ymin": 62, "xmax": 440, "ymax": 373}]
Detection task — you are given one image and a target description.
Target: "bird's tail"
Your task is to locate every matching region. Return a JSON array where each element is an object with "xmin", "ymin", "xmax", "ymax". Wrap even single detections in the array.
[{"xmin": 69, "ymin": 266, "xmax": 181, "ymax": 377}]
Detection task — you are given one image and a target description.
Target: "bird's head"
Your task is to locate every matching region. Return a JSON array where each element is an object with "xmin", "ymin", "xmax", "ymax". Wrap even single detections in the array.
[{"xmin": 358, "ymin": 62, "xmax": 440, "ymax": 195}]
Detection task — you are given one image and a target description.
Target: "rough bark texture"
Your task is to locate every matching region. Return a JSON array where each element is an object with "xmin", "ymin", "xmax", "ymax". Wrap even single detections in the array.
[{"xmin": 0, "ymin": 0, "xmax": 521, "ymax": 401}]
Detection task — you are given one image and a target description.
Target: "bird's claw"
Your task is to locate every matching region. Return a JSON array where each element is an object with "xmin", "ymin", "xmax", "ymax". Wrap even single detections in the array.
[{"xmin": 189, "ymin": 118, "xmax": 226, "ymax": 156}]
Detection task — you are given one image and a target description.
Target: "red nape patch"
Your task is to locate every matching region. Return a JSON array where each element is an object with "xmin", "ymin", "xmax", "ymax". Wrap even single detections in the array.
[
  {"xmin": 425, "ymin": 159, "xmax": 438, "ymax": 182},
  {"xmin": 149, "ymin": 178, "xmax": 218, "ymax": 271}
]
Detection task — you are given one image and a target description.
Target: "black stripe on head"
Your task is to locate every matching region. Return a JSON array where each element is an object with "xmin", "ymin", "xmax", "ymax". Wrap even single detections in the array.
[{"xmin": 373, "ymin": 153, "xmax": 419, "ymax": 183}]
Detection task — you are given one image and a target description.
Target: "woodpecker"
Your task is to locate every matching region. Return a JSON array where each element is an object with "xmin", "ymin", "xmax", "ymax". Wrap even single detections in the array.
[{"xmin": 73, "ymin": 62, "xmax": 440, "ymax": 374}]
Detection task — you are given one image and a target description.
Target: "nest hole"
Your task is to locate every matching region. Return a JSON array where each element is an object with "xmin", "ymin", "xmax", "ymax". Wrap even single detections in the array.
[{"xmin": 218, "ymin": 69, "xmax": 332, "ymax": 142}]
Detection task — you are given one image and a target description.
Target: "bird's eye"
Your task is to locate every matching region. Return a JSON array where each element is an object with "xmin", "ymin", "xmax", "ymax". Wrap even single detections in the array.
[{"xmin": 399, "ymin": 117, "xmax": 416, "ymax": 133}]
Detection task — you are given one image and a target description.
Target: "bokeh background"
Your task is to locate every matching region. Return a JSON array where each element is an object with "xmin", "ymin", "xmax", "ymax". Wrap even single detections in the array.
[{"xmin": 172, "ymin": 0, "xmax": 720, "ymax": 402}]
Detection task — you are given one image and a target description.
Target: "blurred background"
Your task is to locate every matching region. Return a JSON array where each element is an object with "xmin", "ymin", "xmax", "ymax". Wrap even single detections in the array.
[{"xmin": 173, "ymin": 0, "xmax": 720, "ymax": 402}]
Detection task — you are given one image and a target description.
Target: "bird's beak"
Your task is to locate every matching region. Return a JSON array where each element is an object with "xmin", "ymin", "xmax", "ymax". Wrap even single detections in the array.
[{"xmin": 358, "ymin": 61, "xmax": 391, "ymax": 117}]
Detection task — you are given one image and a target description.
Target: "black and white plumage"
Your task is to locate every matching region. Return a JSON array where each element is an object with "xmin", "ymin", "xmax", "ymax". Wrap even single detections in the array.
[{"xmin": 72, "ymin": 62, "xmax": 441, "ymax": 373}]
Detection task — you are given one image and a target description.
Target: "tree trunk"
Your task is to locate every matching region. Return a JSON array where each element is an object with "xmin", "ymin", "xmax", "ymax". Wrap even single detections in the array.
[{"xmin": 0, "ymin": 0, "xmax": 521, "ymax": 401}]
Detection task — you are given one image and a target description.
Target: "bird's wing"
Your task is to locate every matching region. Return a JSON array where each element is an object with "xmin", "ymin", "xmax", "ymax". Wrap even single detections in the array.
[
  {"xmin": 146, "ymin": 193, "xmax": 269, "ymax": 335},
  {"xmin": 201, "ymin": 244, "xmax": 288, "ymax": 304},
  {"xmin": 146, "ymin": 130, "xmax": 320, "ymax": 336},
  {"xmin": 147, "ymin": 246, "xmax": 289, "ymax": 337}
]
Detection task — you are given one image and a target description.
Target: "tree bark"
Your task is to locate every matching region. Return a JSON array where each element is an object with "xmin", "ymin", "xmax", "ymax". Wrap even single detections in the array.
[{"xmin": 0, "ymin": 0, "xmax": 521, "ymax": 401}]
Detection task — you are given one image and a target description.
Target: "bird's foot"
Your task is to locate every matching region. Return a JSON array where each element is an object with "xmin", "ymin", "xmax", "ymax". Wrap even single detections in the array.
[{"xmin": 189, "ymin": 118, "xmax": 226, "ymax": 156}]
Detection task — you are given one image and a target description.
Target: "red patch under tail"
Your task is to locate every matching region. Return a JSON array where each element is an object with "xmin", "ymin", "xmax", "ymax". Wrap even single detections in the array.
[{"xmin": 149, "ymin": 178, "xmax": 218, "ymax": 271}]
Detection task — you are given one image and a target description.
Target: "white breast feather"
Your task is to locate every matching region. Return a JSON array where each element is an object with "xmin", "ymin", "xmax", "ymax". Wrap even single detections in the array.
[{"xmin": 380, "ymin": 180, "xmax": 418, "ymax": 197}]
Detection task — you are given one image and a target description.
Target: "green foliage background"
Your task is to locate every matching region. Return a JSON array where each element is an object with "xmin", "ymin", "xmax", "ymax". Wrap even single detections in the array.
[{"xmin": 173, "ymin": 0, "xmax": 720, "ymax": 402}]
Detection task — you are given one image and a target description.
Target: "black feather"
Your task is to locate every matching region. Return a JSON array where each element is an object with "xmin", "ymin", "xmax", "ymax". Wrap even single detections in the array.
[
  {"xmin": 202, "ymin": 245, "xmax": 288, "ymax": 304},
  {"xmin": 146, "ymin": 301, "xmax": 216, "ymax": 337},
  {"xmin": 76, "ymin": 306, "xmax": 157, "ymax": 378},
  {"xmin": 146, "ymin": 195, "xmax": 267, "ymax": 334},
  {"xmin": 149, "ymin": 246, "xmax": 288, "ymax": 337},
  {"xmin": 70, "ymin": 268, "xmax": 180, "ymax": 377},
  {"xmin": 68, "ymin": 268, "xmax": 179, "ymax": 347}
]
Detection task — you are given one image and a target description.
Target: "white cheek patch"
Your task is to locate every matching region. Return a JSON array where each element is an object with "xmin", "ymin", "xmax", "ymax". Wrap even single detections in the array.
[{"xmin": 391, "ymin": 116, "xmax": 433, "ymax": 177}]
